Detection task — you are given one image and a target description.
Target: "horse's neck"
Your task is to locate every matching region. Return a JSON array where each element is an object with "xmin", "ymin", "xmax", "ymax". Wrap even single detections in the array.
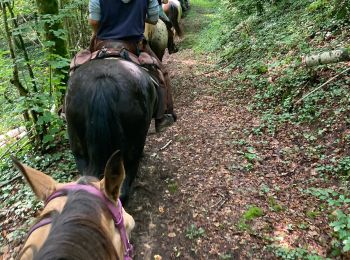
[{"xmin": 19, "ymin": 225, "xmax": 51, "ymax": 259}]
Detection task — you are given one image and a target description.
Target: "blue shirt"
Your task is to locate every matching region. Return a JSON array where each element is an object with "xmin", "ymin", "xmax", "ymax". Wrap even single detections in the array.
[{"xmin": 89, "ymin": 0, "xmax": 159, "ymax": 42}]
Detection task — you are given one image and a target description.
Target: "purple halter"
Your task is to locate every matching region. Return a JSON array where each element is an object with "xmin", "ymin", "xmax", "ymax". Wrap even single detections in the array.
[{"xmin": 27, "ymin": 184, "xmax": 133, "ymax": 260}]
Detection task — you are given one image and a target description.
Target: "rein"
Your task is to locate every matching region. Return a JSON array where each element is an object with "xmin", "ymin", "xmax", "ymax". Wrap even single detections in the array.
[{"xmin": 27, "ymin": 184, "xmax": 133, "ymax": 260}]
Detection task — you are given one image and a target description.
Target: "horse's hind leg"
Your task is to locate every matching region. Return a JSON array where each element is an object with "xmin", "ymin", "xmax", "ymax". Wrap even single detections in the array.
[
  {"xmin": 167, "ymin": 28, "xmax": 178, "ymax": 54},
  {"xmin": 169, "ymin": 6, "xmax": 182, "ymax": 37},
  {"xmin": 120, "ymin": 135, "xmax": 147, "ymax": 204},
  {"xmin": 120, "ymin": 157, "xmax": 141, "ymax": 205}
]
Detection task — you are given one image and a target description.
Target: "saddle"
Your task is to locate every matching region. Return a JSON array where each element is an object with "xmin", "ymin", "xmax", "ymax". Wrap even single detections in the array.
[{"xmin": 69, "ymin": 42, "xmax": 159, "ymax": 74}]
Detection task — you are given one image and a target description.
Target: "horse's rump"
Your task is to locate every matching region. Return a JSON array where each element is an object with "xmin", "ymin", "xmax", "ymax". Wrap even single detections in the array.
[
  {"xmin": 66, "ymin": 58, "xmax": 158, "ymax": 201},
  {"xmin": 145, "ymin": 20, "xmax": 168, "ymax": 61},
  {"xmin": 163, "ymin": 0, "xmax": 182, "ymax": 36}
]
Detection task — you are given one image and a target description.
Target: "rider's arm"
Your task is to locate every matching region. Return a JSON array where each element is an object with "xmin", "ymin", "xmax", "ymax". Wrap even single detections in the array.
[
  {"xmin": 88, "ymin": 0, "xmax": 100, "ymax": 34},
  {"xmin": 145, "ymin": 0, "xmax": 159, "ymax": 25}
]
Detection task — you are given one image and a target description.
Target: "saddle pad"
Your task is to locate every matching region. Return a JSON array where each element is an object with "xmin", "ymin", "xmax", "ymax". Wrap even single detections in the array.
[{"xmin": 69, "ymin": 48, "xmax": 160, "ymax": 74}]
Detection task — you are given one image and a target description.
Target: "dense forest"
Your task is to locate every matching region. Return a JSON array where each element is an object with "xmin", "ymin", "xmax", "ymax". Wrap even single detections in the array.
[{"xmin": 1, "ymin": 0, "xmax": 350, "ymax": 259}]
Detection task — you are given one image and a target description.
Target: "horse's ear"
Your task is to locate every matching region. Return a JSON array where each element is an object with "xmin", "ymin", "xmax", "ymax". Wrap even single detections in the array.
[
  {"xmin": 11, "ymin": 156, "xmax": 58, "ymax": 201},
  {"xmin": 101, "ymin": 150, "xmax": 125, "ymax": 202}
]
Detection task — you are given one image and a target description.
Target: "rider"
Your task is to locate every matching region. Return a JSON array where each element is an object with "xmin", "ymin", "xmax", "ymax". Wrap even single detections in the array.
[
  {"xmin": 88, "ymin": 0, "xmax": 176, "ymax": 132},
  {"xmin": 158, "ymin": 0, "xmax": 178, "ymax": 54}
]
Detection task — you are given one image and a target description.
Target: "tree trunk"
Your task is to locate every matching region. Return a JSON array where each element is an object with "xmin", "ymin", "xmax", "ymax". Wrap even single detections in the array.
[
  {"xmin": 1, "ymin": 3, "xmax": 30, "ymax": 122},
  {"xmin": 59, "ymin": 0, "xmax": 90, "ymax": 54},
  {"xmin": 35, "ymin": 0, "xmax": 69, "ymax": 103},
  {"xmin": 1, "ymin": 2, "xmax": 44, "ymax": 144},
  {"xmin": 36, "ymin": 0, "xmax": 68, "ymax": 57},
  {"xmin": 5, "ymin": 2, "xmax": 38, "ymax": 93},
  {"xmin": 302, "ymin": 48, "xmax": 350, "ymax": 67}
]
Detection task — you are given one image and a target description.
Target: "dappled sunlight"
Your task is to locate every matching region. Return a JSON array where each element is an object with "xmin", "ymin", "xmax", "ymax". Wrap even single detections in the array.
[{"xmin": 272, "ymin": 221, "xmax": 327, "ymax": 257}]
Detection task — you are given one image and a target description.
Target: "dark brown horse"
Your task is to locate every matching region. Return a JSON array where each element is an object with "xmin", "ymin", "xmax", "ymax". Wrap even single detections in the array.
[
  {"xmin": 65, "ymin": 58, "xmax": 158, "ymax": 203},
  {"xmin": 13, "ymin": 151, "xmax": 135, "ymax": 260},
  {"xmin": 163, "ymin": 0, "xmax": 183, "ymax": 37}
]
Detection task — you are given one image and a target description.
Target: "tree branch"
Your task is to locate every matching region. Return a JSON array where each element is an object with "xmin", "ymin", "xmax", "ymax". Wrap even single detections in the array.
[{"xmin": 295, "ymin": 67, "xmax": 350, "ymax": 105}]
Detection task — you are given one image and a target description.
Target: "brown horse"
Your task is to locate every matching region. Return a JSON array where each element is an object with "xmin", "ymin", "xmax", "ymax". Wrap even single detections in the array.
[
  {"xmin": 13, "ymin": 151, "xmax": 135, "ymax": 260},
  {"xmin": 163, "ymin": 0, "xmax": 183, "ymax": 37}
]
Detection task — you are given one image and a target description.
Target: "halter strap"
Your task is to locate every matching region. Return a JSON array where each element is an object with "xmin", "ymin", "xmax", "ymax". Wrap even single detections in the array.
[{"xmin": 28, "ymin": 184, "xmax": 133, "ymax": 259}]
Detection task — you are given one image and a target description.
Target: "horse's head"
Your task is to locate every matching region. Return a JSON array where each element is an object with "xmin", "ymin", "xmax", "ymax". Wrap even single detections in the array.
[{"xmin": 13, "ymin": 150, "xmax": 135, "ymax": 260}]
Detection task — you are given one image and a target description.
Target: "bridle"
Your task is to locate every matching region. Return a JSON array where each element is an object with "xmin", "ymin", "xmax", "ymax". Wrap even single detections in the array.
[{"xmin": 27, "ymin": 184, "xmax": 133, "ymax": 260}]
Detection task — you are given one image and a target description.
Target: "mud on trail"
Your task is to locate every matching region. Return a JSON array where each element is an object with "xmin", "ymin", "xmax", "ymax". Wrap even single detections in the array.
[{"xmin": 127, "ymin": 4, "xmax": 335, "ymax": 260}]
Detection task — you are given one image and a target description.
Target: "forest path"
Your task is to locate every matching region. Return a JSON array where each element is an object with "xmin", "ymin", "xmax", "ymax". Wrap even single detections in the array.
[
  {"xmin": 127, "ymin": 2, "xmax": 332, "ymax": 259},
  {"xmin": 0, "ymin": 2, "xmax": 334, "ymax": 259}
]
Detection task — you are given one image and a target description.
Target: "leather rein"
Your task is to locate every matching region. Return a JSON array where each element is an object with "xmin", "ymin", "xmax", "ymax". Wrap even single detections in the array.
[{"xmin": 27, "ymin": 184, "xmax": 133, "ymax": 260}]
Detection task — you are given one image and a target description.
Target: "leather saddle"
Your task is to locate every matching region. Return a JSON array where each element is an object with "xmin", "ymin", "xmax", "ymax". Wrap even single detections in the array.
[{"xmin": 70, "ymin": 41, "xmax": 159, "ymax": 74}]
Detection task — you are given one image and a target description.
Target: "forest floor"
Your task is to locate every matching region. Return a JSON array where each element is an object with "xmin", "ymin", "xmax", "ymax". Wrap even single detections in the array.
[
  {"xmin": 1, "ymin": 2, "xmax": 346, "ymax": 260},
  {"xmin": 126, "ymin": 4, "xmax": 339, "ymax": 260}
]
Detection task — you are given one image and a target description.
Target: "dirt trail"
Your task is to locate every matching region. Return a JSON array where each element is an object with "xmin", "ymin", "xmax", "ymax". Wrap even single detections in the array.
[
  {"xmin": 1, "ymin": 4, "xmax": 335, "ymax": 260},
  {"xmin": 127, "ymin": 5, "xmax": 333, "ymax": 260},
  {"xmin": 129, "ymin": 49, "xmax": 277, "ymax": 259}
]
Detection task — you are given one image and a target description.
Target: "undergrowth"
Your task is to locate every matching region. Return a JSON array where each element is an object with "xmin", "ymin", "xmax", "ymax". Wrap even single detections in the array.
[
  {"xmin": 0, "ymin": 141, "xmax": 76, "ymax": 248},
  {"xmin": 192, "ymin": 0, "xmax": 350, "ymax": 258}
]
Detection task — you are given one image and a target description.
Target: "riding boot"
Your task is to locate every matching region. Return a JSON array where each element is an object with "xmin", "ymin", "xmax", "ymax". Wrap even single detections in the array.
[
  {"xmin": 154, "ymin": 85, "xmax": 175, "ymax": 132},
  {"xmin": 89, "ymin": 34, "xmax": 97, "ymax": 52},
  {"xmin": 159, "ymin": 6, "xmax": 171, "ymax": 24}
]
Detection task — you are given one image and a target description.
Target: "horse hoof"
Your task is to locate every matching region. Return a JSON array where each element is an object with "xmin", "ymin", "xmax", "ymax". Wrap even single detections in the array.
[
  {"xmin": 155, "ymin": 114, "xmax": 175, "ymax": 133},
  {"xmin": 169, "ymin": 47, "xmax": 178, "ymax": 54}
]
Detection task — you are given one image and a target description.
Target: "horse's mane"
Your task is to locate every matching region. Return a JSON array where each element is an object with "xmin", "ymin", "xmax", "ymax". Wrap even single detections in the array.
[{"xmin": 31, "ymin": 179, "xmax": 118, "ymax": 260}]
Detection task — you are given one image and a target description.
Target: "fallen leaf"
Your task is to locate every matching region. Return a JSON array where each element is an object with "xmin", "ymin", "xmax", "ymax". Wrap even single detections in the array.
[
  {"xmin": 159, "ymin": 206, "xmax": 165, "ymax": 214},
  {"xmin": 168, "ymin": 232, "xmax": 176, "ymax": 238}
]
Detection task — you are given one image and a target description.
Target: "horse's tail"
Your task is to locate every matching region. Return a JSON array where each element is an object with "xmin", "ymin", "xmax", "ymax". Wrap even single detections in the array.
[
  {"xmin": 170, "ymin": 4, "xmax": 182, "ymax": 37},
  {"xmin": 85, "ymin": 76, "xmax": 124, "ymax": 178}
]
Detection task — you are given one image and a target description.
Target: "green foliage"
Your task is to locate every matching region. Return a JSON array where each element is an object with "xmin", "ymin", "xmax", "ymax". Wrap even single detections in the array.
[
  {"xmin": 196, "ymin": 0, "xmax": 350, "ymax": 141},
  {"xmin": 194, "ymin": 2, "xmax": 350, "ymax": 256},
  {"xmin": 167, "ymin": 182, "xmax": 178, "ymax": 193},
  {"xmin": 331, "ymin": 210, "xmax": 350, "ymax": 252},
  {"xmin": 308, "ymin": 188, "xmax": 350, "ymax": 253},
  {"xmin": 243, "ymin": 205, "xmax": 264, "ymax": 221},
  {"xmin": 244, "ymin": 147, "xmax": 258, "ymax": 162},
  {"xmin": 0, "ymin": 150, "xmax": 76, "ymax": 246},
  {"xmin": 317, "ymin": 156, "xmax": 350, "ymax": 179},
  {"xmin": 186, "ymin": 224, "xmax": 205, "ymax": 239},
  {"xmin": 270, "ymin": 245, "xmax": 326, "ymax": 260},
  {"xmin": 0, "ymin": 0, "xmax": 89, "ymax": 150},
  {"xmin": 219, "ymin": 252, "xmax": 234, "ymax": 259},
  {"xmin": 181, "ymin": 0, "xmax": 217, "ymax": 51},
  {"xmin": 306, "ymin": 210, "xmax": 320, "ymax": 219},
  {"xmin": 307, "ymin": 0, "xmax": 329, "ymax": 12},
  {"xmin": 267, "ymin": 196, "xmax": 284, "ymax": 212},
  {"xmin": 238, "ymin": 205, "xmax": 264, "ymax": 230},
  {"xmin": 331, "ymin": 0, "xmax": 350, "ymax": 19}
]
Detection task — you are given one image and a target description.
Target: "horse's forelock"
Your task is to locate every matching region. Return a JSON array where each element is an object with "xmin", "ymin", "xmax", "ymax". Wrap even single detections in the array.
[{"xmin": 32, "ymin": 190, "xmax": 118, "ymax": 260}]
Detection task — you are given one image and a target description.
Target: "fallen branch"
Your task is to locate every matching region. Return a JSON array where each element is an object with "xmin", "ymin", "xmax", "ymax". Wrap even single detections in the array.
[
  {"xmin": 302, "ymin": 48, "xmax": 350, "ymax": 67},
  {"xmin": 0, "ymin": 138, "xmax": 31, "ymax": 162},
  {"xmin": 0, "ymin": 175, "xmax": 22, "ymax": 188},
  {"xmin": 159, "ymin": 140, "xmax": 173, "ymax": 151},
  {"xmin": 217, "ymin": 198, "xmax": 228, "ymax": 210},
  {"xmin": 211, "ymin": 192, "xmax": 229, "ymax": 209},
  {"xmin": 295, "ymin": 67, "xmax": 350, "ymax": 105}
]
